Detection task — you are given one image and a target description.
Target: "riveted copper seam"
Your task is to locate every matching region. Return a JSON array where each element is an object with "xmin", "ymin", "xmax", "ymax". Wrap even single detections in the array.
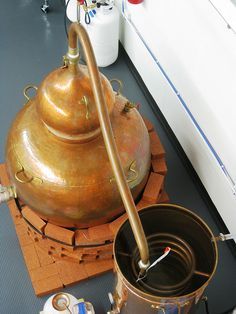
[{"xmin": 67, "ymin": 22, "xmax": 150, "ymax": 266}]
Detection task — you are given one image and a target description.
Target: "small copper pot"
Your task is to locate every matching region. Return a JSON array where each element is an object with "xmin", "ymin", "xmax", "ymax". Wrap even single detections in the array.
[{"xmin": 111, "ymin": 204, "xmax": 218, "ymax": 314}]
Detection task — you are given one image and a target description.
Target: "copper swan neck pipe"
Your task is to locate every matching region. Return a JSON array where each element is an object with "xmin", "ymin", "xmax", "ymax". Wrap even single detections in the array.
[{"xmin": 67, "ymin": 22, "xmax": 149, "ymax": 267}]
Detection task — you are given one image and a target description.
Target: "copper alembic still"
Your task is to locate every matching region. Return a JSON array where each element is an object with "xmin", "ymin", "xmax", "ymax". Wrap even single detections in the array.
[
  {"xmin": 5, "ymin": 26, "xmax": 151, "ymax": 228},
  {"xmin": 0, "ymin": 22, "xmax": 235, "ymax": 314}
]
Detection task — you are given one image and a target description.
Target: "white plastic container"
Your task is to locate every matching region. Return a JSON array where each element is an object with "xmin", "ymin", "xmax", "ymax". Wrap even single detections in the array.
[
  {"xmin": 66, "ymin": 0, "xmax": 80, "ymax": 23},
  {"xmin": 66, "ymin": 0, "xmax": 120, "ymax": 67},
  {"xmin": 40, "ymin": 293, "xmax": 95, "ymax": 314}
]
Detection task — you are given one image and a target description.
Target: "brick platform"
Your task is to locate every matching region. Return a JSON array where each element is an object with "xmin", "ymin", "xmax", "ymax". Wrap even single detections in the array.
[{"xmin": 0, "ymin": 118, "xmax": 169, "ymax": 296}]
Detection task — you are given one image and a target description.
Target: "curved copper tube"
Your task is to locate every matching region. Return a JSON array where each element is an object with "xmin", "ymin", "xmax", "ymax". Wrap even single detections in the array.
[{"xmin": 67, "ymin": 22, "xmax": 150, "ymax": 267}]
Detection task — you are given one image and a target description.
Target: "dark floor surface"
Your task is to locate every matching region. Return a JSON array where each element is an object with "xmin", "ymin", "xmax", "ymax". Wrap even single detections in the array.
[{"xmin": 0, "ymin": 1, "xmax": 236, "ymax": 313}]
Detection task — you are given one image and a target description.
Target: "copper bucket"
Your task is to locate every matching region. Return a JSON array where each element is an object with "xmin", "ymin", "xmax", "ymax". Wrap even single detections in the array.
[{"xmin": 111, "ymin": 204, "xmax": 218, "ymax": 314}]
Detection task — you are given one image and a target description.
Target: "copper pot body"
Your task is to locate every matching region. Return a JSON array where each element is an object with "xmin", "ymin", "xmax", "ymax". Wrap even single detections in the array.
[
  {"xmin": 112, "ymin": 204, "xmax": 218, "ymax": 314},
  {"xmin": 5, "ymin": 64, "xmax": 150, "ymax": 228}
]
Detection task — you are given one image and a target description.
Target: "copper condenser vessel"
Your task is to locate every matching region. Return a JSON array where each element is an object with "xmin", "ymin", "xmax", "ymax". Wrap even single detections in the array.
[
  {"xmin": 5, "ymin": 23, "xmax": 151, "ymax": 228},
  {"xmin": 111, "ymin": 204, "xmax": 218, "ymax": 314}
]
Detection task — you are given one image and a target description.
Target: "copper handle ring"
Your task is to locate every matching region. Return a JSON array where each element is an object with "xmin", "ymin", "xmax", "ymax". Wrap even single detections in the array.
[
  {"xmin": 110, "ymin": 79, "xmax": 123, "ymax": 95},
  {"xmin": 15, "ymin": 163, "xmax": 42, "ymax": 184},
  {"xmin": 15, "ymin": 166, "xmax": 34, "ymax": 184},
  {"xmin": 23, "ymin": 84, "xmax": 38, "ymax": 102},
  {"xmin": 109, "ymin": 160, "xmax": 138, "ymax": 183},
  {"xmin": 127, "ymin": 160, "xmax": 138, "ymax": 183}
]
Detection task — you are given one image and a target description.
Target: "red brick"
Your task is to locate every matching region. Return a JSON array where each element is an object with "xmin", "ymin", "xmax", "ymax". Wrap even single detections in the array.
[
  {"xmin": 0, "ymin": 164, "xmax": 24, "ymax": 225},
  {"xmin": 158, "ymin": 190, "xmax": 170, "ymax": 203},
  {"xmin": 152, "ymin": 158, "xmax": 167, "ymax": 175},
  {"xmin": 143, "ymin": 172, "xmax": 164, "ymax": 203},
  {"xmin": 56, "ymin": 260, "xmax": 88, "ymax": 286},
  {"xmin": 18, "ymin": 232, "xmax": 34, "ymax": 247},
  {"xmin": 56, "ymin": 253, "xmax": 83, "ymax": 264},
  {"xmin": 18, "ymin": 198, "xmax": 26, "ymax": 208},
  {"xmin": 11, "ymin": 211, "xmax": 25, "ymax": 226},
  {"xmin": 15, "ymin": 222, "xmax": 34, "ymax": 247},
  {"xmin": 88, "ymin": 224, "xmax": 113, "ymax": 243},
  {"xmin": 36, "ymin": 239, "xmax": 73, "ymax": 262},
  {"xmin": 136, "ymin": 199, "xmax": 153, "ymax": 210},
  {"xmin": 142, "ymin": 117, "xmax": 154, "ymax": 132},
  {"xmin": 15, "ymin": 222, "xmax": 28, "ymax": 235},
  {"xmin": 44, "ymin": 223, "xmax": 75, "ymax": 246},
  {"xmin": 0, "ymin": 165, "xmax": 25, "ymax": 227},
  {"xmin": 33, "ymin": 275, "xmax": 63, "ymax": 297},
  {"xmin": 0, "ymin": 164, "xmax": 10, "ymax": 185},
  {"xmin": 80, "ymin": 247, "xmax": 99, "ymax": 255},
  {"xmin": 22, "ymin": 243, "xmax": 40, "ymax": 270},
  {"xmin": 35, "ymin": 245, "xmax": 54, "ymax": 266},
  {"xmin": 109, "ymin": 213, "xmax": 127, "ymax": 236},
  {"xmin": 64, "ymin": 252, "xmax": 83, "ymax": 263},
  {"xmin": 75, "ymin": 229, "xmax": 104, "ymax": 246},
  {"xmin": 71, "ymin": 250, "xmax": 83, "ymax": 261},
  {"xmin": 82, "ymin": 254, "xmax": 98, "ymax": 261},
  {"xmin": 36, "ymin": 237, "xmax": 52, "ymax": 250},
  {"xmin": 7, "ymin": 199, "xmax": 24, "ymax": 225},
  {"xmin": 47, "ymin": 238, "xmax": 75, "ymax": 252},
  {"xmin": 29, "ymin": 263, "xmax": 58, "ymax": 282},
  {"xmin": 60, "ymin": 244, "xmax": 75, "ymax": 252},
  {"xmin": 12, "ymin": 212, "xmax": 24, "ymax": 226},
  {"xmin": 97, "ymin": 245, "xmax": 113, "ymax": 256},
  {"xmin": 85, "ymin": 259, "xmax": 113, "ymax": 277},
  {"xmin": 97, "ymin": 243, "xmax": 113, "ymax": 253},
  {"xmin": 22, "ymin": 206, "xmax": 46, "ymax": 232},
  {"xmin": 150, "ymin": 131, "xmax": 165, "ymax": 159},
  {"xmin": 80, "ymin": 243, "xmax": 113, "ymax": 256},
  {"xmin": 75, "ymin": 229, "xmax": 90, "ymax": 246},
  {"xmin": 97, "ymin": 253, "xmax": 113, "ymax": 260}
]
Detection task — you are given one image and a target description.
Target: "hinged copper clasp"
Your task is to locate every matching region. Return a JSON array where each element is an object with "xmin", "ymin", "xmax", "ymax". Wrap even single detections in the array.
[
  {"xmin": 151, "ymin": 304, "xmax": 166, "ymax": 313},
  {"xmin": 62, "ymin": 55, "xmax": 69, "ymax": 68},
  {"xmin": 123, "ymin": 101, "xmax": 138, "ymax": 113},
  {"xmin": 79, "ymin": 95, "xmax": 90, "ymax": 119}
]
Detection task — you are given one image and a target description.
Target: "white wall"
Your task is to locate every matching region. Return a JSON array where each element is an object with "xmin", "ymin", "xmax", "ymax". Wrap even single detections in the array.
[{"xmin": 116, "ymin": 0, "xmax": 236, "ymax": 236}]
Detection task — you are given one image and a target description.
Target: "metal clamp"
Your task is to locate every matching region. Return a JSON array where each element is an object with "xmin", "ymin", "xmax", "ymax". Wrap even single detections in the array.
[
  {"xmin": 214, "ymin": 233, "xmax": 236, "ymax": 242},
  {"xmin": 151, "ymin": 305, "xmax": 166, "ymax": 313},
  {"xmin": 23, "ymin": 84, "xmax": 38, "ymax": 102},
  {"xmin": 110, "ymin": 79, "xmax": 123, "ymax": 95},
  {"xmin": 177, "ymin": 301, "xmax": 190, "ymax": 314}
]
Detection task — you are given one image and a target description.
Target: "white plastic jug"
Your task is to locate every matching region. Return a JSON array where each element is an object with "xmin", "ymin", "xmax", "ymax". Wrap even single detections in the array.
[{"xmin": 66, "ymin": 0, "xmax": 120, "ymax": 67}]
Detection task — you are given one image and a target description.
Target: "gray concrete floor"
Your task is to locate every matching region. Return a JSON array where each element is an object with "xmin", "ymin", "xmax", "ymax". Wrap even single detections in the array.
[{"xmin": 0, "ymin": 1, "xmax": 236, "ymax": 313}]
